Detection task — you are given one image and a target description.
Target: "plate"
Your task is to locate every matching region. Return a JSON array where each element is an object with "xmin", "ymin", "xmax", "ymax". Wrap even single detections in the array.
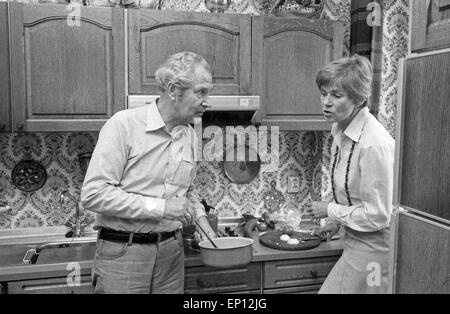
[
  {"xmin": 11, "ymin": 160, "xmax": 47, "ymax": 192},
  {"xmin": 259, "ymin": 230, "xmax": 321, "ymax": 251}
]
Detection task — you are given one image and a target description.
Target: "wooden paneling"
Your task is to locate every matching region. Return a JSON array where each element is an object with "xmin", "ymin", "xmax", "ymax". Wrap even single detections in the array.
[
  {"xmin": 263, "ymin": 256, "xmax": 339, "ymax": 289},
  {"xmin": 9, "ymin": 3, "xmax": 125, "ymax": 132},
  {"xmin": 128, "ymin": 10, "xmax": 251, "ymax": 95},
  {"xmin": 411, "ymin": 0, "xmax": 450, "ymax": 52},
  {"xmin": 252, "ymin": 16, "xmax": 343, "ymax": 130},
  {"xmin": 0, "ymin": 2, "xmax": 11, "ymax": 132},
  {"xmin": 400, "ymin": 51, "xmax": 450, "ymax": 220},
  {"xmin": 394, "ymin": 212, "xmax": 450, "ymax": 294},
  {"xmin": 184, "ymin": 262, "xmax": 261, "ymax": 294}
]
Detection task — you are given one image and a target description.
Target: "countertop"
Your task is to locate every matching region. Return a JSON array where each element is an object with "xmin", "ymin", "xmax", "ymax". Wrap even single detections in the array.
[{"xmin": 0, "ymin": 232, "xmax": 344, "ymax": 282}]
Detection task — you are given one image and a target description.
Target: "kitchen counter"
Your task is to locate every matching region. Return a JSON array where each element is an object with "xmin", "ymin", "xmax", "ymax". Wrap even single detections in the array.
[
  {"xmin": 184, "ymin": 234, "xmax": 343, "ymax": 267},
  {"xmin": 0, "ymin": 233, "xmax": 343, "ymax": 283}
]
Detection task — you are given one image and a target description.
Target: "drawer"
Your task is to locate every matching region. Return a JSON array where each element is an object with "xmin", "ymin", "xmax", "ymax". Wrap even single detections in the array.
[
  {"xmin": 263, "ymin": 256, "xmax": 339, "ymax": 289},
  {"xmin": 263, "ymin": 284, "xmax": 323, "ymax": 294},
  {"xmin": 7, "ymin": 275, "xmax": 93, "ymax": 294},
  {"xmin": 184, "ymin": 262, "xmax": 261, "ymax": 294}
]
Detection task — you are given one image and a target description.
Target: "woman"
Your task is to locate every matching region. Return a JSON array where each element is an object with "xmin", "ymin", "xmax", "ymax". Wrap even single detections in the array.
[{"xmin": 309, "ymin": 55, "xmax": 395, "ymax": 294}]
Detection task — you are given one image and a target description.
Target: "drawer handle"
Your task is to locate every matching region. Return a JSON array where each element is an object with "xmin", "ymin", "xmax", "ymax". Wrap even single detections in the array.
[
  {"xmin": 310, "ymin": 270, "xmax": 318, "ymax": 278},
  {"xmin": 196, "ymin": 279, "xmax": 207, "ymax": 288}
]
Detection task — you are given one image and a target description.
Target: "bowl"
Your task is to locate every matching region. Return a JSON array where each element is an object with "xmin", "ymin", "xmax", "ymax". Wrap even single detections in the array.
[
  {"xmin": 204, "ymin": 0, "xmax": 232, "ymax": 13},
  {"xmin": 198, "ymin": 237, "xmax": 254, "ymax": 268}
]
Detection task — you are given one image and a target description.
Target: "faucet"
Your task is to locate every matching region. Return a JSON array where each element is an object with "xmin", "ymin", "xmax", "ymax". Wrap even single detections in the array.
[
  {"xmin": 23, "ymin": 238, "xmax": 97, "ymax": 264},
  {"xmin": 60, "ymin": 190, "xmax": 85, "ymax": 238}
]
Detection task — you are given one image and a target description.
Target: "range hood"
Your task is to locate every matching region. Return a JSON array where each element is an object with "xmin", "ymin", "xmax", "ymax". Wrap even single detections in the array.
[{"xmin": 127, "ymin": 95, "xmax": 260, "ymax": 126}]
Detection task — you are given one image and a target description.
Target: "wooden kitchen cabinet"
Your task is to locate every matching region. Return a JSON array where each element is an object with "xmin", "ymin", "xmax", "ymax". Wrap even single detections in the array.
[
  {"xmin": 390, "ymin": 50, "xmax": 450, "ymax": 293},
  {"xmin": 252, "ymin": 15, "xmax": 343, "ymax": 130},
  {"xmin": 0, "ymin": 2, "xmax": 11, "ymax": 132},
  {"xmin": 9, "ymin": 3, "xmax": 126, "ymax": 132},
  {"xmin": 184, "ymin": 262, "xmax": 261, "ymax": 294},
  {"xmin": 128, "ymin": 10, "xmax": 252, "ymax": 95},
  {"xmin": 6, "ymin": 275, "xmax": 93, "ymax": 294},
  {"xmin": 411, "ymin": 0, "xmax": 450, "ymax": 52},
  {"xmin": 391, "ymin": 211, "xmax": 450, "ymax": 294},
  {"xmin": 262, "ymin": 256, "xmax": 339, "ymax": 294}
]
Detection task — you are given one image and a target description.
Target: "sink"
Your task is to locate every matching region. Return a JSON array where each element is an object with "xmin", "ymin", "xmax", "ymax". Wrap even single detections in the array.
[
  {"xmin": 0, "ymin": 237, "xmax": 97, "ymax": 267},
  {"xmin": 29, "ymin": 241, "xmax": 97, "ymax": 265}
]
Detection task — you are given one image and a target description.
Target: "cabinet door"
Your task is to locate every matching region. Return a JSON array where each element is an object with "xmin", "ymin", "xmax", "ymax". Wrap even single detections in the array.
[
  {"xmin": 392, "ymin": 211, "xmax": 450, "ymax": 294},
  {"xmin": 10, "ymin": 4, "xmax": 126, "ymax": 132},
  {"xmin": 252, "ymin": 16, "xmax": 343, "ymax": 130},
  {"xmin": 0, "ymin": 2, "xmax": 11, "ymax": 132},
  {"xmin": 411, "ymin": 0, "xmax": 450, "ymax": 52},
  {"xmin": 6, "ymin": 275, "xmax": 93, "ymax": 294},
  {"xmin": 128, "ymin": 10, "xmax": 251, "ymax": 95},
  {"xmin": 396, "ymin": 52, "xmax": 450, "ymax": 221},
  {"xmin": 184, "ymin": 262, "xmax": 261, "ymax": 294}
]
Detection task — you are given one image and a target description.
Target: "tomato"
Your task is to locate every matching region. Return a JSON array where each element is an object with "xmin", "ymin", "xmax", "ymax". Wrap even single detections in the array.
[
  {"xmin": 282, "ymin": 225, "xmax": 294, "ymax": 236},
  {"xmin": 257, "ymin": 222, "xmax": 268, "ymax": 232}
]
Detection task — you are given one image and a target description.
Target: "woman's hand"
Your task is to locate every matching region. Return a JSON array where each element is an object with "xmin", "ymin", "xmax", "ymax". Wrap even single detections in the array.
[
  {"xmin": 312, "ymin": 222, "xmax": 340, "ymax": 240},
  {"xmin": 307, "ymin": 201, "xmax": 330, "ymax": 219}
]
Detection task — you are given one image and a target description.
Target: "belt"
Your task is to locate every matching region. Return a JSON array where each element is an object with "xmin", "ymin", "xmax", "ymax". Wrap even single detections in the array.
[{"xmin": 98, "ymin": 228, "xmax": 178, "ymax": 245}]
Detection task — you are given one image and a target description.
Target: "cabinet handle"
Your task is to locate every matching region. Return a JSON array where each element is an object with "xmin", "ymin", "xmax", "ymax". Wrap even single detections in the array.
[
  {"xmin": 16, "ymin": 123, "xmax": 24, "ymax": 131},
  {"xmin": 196, "ymin": 279, "xmax": 207, "ymax": 288},
  {"xmin": 310, "ymin": 270, "xmax": 318, "ymax": 278}
]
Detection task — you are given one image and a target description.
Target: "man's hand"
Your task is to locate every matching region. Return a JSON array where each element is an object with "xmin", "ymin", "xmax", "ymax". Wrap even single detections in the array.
[
  {"xmin": 194, "ymin": 216, "xmax": 217, "ymax": 242},
  {"xmin": 307, "ymin": 201, "xmax": 330, "ymax": 219},
  {"xmin": 164, "ymin": 196, "xmax": 193, "ymax": 221},
  {"xmin": 312, "ymin": 222, "xmax": 340, "ymax": 240}
]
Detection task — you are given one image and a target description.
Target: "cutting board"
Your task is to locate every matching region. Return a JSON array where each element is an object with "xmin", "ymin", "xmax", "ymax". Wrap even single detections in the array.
[{"xmin": 259, "ymin": 230, "xmax": 321, "ymax": 251}]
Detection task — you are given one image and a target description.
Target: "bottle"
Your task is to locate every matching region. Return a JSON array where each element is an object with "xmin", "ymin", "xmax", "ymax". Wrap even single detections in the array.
[{"xmin": 201, "ymin": 199, "xmax": 218, "ymax": 233}]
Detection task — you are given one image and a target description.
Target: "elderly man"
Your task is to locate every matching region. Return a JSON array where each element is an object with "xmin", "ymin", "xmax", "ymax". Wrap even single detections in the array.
[{"xmin": 81, "ymin": 52, "xmax": 216, "ymax": 294}]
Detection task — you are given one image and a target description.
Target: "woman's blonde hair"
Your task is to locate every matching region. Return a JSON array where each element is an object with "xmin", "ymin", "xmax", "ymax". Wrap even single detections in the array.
[
  {"xmin": 155, "ymin": 51, "xmax": 212, "ymax": 95},
  {"xmin": 315, "ymin": 54, "xmax": 373, "ymax": 107}
]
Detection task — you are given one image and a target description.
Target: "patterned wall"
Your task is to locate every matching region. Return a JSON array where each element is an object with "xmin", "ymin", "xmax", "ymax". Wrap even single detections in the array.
[
  {"xmin": 5, "ymin": 0, "xmax": 411, "ymax": 231},
  {"xmin": 379, "ymin": 0, "xmax": 409, "ymax": 138}
]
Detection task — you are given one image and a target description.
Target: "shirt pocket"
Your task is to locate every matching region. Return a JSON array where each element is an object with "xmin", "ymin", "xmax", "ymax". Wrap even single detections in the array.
[{"xmin": 177, "ymin": 155, "xmax": 196, "ymax": 189}]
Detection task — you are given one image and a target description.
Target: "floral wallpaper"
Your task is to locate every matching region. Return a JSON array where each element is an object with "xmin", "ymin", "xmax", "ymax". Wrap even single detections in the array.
[
  {"xmin": 379, "ymin": 0, "xmax": 409, "ymax": 138},
  {"xmin": 0, "ymin": 131, "xmax": 326, "ymax": 229},
  {"xmin": 1, "ymin": 0, "xmax": 409, "ymax": 230}
]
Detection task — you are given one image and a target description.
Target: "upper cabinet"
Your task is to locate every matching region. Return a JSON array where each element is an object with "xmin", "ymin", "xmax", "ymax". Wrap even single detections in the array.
[
  {"xmin": 3, "ymin": 4, "xmax": 344, "ymax": 132},
  {"xmin": 9, "ymin": 4, "xmax": 126, "ymax": 132},
  {"xmin": 252, "ymin": 16, "xmax": 343, "ymax": 130},
  {"xmin": 411, "ymin": 0, "xmax": 450, "ymax": 52},
  {"xmin": 0, "ymin": 2, "xmax": 11, "ymax": 132},
  {"xmin": 127, "ymin": 10, "xmax": 252, "ymax": 95}
]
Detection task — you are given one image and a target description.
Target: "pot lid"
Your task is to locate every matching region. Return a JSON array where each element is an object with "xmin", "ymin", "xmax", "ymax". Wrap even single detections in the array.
[{"xmin": 223, "ymin": 145, "xmax": 261, "ymax": 184}]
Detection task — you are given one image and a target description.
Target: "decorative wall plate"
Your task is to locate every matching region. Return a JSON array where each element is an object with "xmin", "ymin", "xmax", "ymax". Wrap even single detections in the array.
[
  {"xmin": 262, "ymin": 181, "xmax": 285, "ymax": 213},
  {"xmin": 11, "ymin": 160, "xmax": 47, "ymax": 192}
]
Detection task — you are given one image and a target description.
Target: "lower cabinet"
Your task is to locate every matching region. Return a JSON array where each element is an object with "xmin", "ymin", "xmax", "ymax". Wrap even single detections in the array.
[
  {"xmin": 1, "ymin": 255, "xmax": 340, "ymax": 294},
  {"xmin": 262, "ymin": 256, "xmax": 339, "ymax": 294},
  {"xmin": 5, "ymin": 275, "xmax": 93, "ymax": 294}
]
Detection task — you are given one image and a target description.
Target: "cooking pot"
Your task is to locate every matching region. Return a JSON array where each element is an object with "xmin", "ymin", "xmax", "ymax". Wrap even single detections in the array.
[{"xmin": 198, "ymin": 237, "xmax": 254, "ymax": 268}]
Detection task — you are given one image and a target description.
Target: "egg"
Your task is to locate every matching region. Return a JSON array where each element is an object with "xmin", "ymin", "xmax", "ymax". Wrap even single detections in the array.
[
  {"xmin": 280, "ymin": 234, "xmax": 291, "ymax": 241},
  {"xmin": 287, "ymin": 238, "xmax": 300, "ymax": 245}
]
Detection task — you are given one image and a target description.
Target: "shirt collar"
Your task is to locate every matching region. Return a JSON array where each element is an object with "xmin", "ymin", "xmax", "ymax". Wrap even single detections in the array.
[
  {"xmin": 145, "ymin": 99, "xmax": 166, "ymax": 132},
  {"xmin": 331, "ymin": 106, "xmax": 370, "ymax": 143}
]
